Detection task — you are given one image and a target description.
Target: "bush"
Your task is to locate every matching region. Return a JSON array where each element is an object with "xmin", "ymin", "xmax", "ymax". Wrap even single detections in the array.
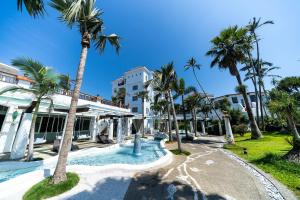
[
  {"xmin": 265, "ymin": 118, "xmax": 286, "ymax": 132},
  {"xmin": 229, "ymin": 109, "xmax": 249, "ymax": 125},
  {"xmin": 232, "ymin": 124, "xmax": 248, "ymax": 136}
]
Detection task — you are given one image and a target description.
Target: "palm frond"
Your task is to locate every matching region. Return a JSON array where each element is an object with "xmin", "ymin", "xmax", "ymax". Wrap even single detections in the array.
[{"xmin": 17, "ymin": 0, "xmax": 45, "ymax": 18}]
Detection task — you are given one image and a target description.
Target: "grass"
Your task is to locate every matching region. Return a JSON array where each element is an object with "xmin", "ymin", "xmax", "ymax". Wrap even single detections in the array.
[
  {"xmin": 170, "ymin": 149, "xmax": 191, "ymax": 156},
  {"xmin": 23, "ymin": 172, "xmax": 79, "ymax": 200},
  {"xmin": 224, "ymin": 132, "xmax": 300, "ymax": 198}
]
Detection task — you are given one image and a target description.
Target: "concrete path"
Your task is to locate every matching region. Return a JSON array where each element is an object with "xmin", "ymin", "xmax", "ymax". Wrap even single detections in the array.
[{"xmin": 124, "ymin": 136, "xmax": 270, "ymax": 200}]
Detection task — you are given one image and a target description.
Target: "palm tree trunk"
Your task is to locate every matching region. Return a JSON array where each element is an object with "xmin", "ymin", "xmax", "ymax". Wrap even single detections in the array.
[
  {"xmin": 192, "ymin": 69, "xmax": 221, "ymax": 121},
  {"xmin": 26, "ymin": 98, "xmax": 41, "ymax": 161},
  {"xmin": 166, "ymin": 94, "xmax": 172, "ymax": 142},
  {"xmin": 247, "ymin": 52, "xmax": 260, "ymax": 126},
  {"xmin": 194, "ymin": 109, "xmax": 197, "ymax": 136},
  {"xmin": 287, "ymin": 116, "xmax": 300, "ymax": 141},
  {"xmin": 258, "ymin": 80, "xmax": 265, "ymax": 130},
  {"xmin": 169, "ymin": 90, "xmax": 182, "ymax": 152},
  {"xmin": 235, "ymin": 72, "xmax": 262, "ymax": 139},
  {"xmin": 51, "ymin": 45, "xmax": 88, "ymax": 184},
  {"xmin": 181, "ymin": 95, "xmax": 188, "ymax": 139},
  {"xmin": 141, "ymin": 97, "xmax": 145, "ymax": 137}
]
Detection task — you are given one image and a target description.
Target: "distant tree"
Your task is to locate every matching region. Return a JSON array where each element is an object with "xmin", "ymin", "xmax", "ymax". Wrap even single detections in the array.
[
  {"xmin": 112, "ymin": 88, "xmax": 126, "ymax": 107},
  {"xmin": 136, "ymin": 90, "xmax": 149, "ymax": 137},
  {"xmin": 173, "ymin": 78, "xmax": 197, "ymax": 139}
]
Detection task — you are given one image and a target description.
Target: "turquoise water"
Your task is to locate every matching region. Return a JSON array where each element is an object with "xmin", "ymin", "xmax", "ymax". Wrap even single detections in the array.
[
  {"xmin": 69, "ymin": 141, "xmax": 165, "ymax": 166},
  {"xmin": 0, "ymin": 140, "xmax": 165, "ymax": 183}
]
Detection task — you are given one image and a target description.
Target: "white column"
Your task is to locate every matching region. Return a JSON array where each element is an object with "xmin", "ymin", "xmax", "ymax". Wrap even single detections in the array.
[
  {"xmin": 224, "ymin": 116, "xmax": 234, "ymax": 144},
  {"xmin": 117, "ymin": 118, "xmax": 122, "ymax": 143},
  {"xmin": 125, "ymin": 118, "xmax": 131, "ymax": 137},
  {"xmin": 0, "ymin": 106, "xmax": 22, "ymax": 153},
  {"xmin": 108, "ymin": 119, "xmax": 114, "ymax": 140},
  {"xmin": 90, "ymin": 117, "xmax": 97, "ymax": 142},
  {"xmin": 10, "ymin": 113, "xmax": 33, "ymax": 160},
  {"xmin": 201, "ymin": 121, "xmax": 206, "ymax": 135},
  {"xmin": 218, "ymin": 120, "xmax": 223, "ymax": 136},
  {"xmin": 189, "ymin": 121, "xmax": 194, "ymax": 133}
]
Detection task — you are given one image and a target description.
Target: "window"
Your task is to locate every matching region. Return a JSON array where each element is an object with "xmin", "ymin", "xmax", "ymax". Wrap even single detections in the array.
[
  {"xmin": 132, "ymin": 85, "xmax": 138, "ymax": 90},
  {"xmin": 250, "ymin": 95, "xmax": 256, "ymax": 102},
  {"xmin": 132, "ymin": 96, "xmax": 138, "ymax": 101},
  {"xmin": 231, "ymin": 97, "xmax": 238, "ymax": 104},
  {"xmin": 241, "ymin": 99, "xmax": 245, "ymax": 107},
  {"xmin": 35, "ymin": 115, "xmax": 66, "ymax": 133},
  {"xmin": 132, "ymin": 107, "xmax": 138, "ymax": 112}
]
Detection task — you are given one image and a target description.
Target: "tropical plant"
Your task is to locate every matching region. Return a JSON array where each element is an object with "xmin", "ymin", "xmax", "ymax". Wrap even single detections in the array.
[
  {"xmin": 151, "ymin": 99, "xmax": 168, "ymax": 132},
  {"xmin": 246, "ymin": 17, "xmax": 274, "ymax": 130},
  {"xmin": 268, "ymin": 89, "xmax": 300, "ymax": 161},
  {"xmin": 112, "ymin": 88, "xmax": 126, "ymax": 107},
  {"xmin": 17, "ymin": 0, "xmax": 45, "ymax": 17},
  {"xmin": 184, "ymin": 57, "xmax": 221, "ymax": 121},
  {"xmin": 206, "ymin": 25, "xmax": 263, "ymax": 139},
  {"xmin": 151, "ymin": 63, "xmax": 182, "ymax": 152},
  {"xmin": 185, "ymin": 93, "xmax": 205, "ymax": 136},
  {"xmin": 0, "ymin": 57, "xmax": 63, "ymax": 161},
  {"xmin": 136, "ymin": 90, "xmax": 149, "ymax": 137},
  {"xmin": 49, "ymin": 0, "xmax": 120, "ymax": 184},
  {"xmin": 173, "ymin": 78, "xmax": 197, "ymax": 139}
]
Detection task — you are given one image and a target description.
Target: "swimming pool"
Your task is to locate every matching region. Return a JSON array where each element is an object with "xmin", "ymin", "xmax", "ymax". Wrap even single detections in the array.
[{"xmin": 0, "ymin": 140, "xmax": 166, "ymax": 183}]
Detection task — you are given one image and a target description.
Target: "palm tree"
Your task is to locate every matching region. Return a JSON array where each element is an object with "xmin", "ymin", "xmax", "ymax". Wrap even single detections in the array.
[
  {"xmin": 206, "ymin": 26, "xmax": 263, "ymax": 139},
  {"xmin": 185, "ymin": 58, "xmax": 221, "ymax": 122},
  {"xmin": 0, "ymin": 57, "xmax": 62, "ymax": 161},
  {"xmin": 184, "ymin": 93, "xmax": 204, "ymax": 136},
  {"xmin": 173, "ymin": 78, "xmax": 196, "ymax": 139},
  {"xmin": 247, "ymin": 17, "xmax": 274, "ymax": 130},
  {"xmin": 152, "ymin": 63, "xmax": 182, "ymax": 152},
  {"xmin": 151, "ymin": 99, "xmax": 168, "ymax": 131},
  {"xmin": 112, "ymin": 88, "xmax": 126, "ymax": 107},
  {"xmin": 136, "ymin": 90, "xmax": 149, "ymax": 137},
  {"xmin": 17, "ymin": 0, "xmax": 45, "ymax": 17},
  {"xmin": 50, "ymin": 0, "xmax": 120, "ymax": 184}
]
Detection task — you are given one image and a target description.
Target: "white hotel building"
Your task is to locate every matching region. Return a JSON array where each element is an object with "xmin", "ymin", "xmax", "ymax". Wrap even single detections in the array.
[
  {"xmin": 0, "ymin": 63, "xmax": 136, "ymax": 160},
  {"xmin": 112, "ymin": 67, "xmax": 155, "ymax": 134}
]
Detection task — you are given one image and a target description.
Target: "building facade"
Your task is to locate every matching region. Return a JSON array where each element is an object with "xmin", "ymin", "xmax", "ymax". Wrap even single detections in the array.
[
  {"xmin": 112, "ymin": 66, "xmax": 155, "ymax": 134},
  {"xmin": 0, "ymin": 63, "xmax": 136, "ymax": 159},
  {"xmin": 209, "ymin": 92, "xmax": 268, "ymax": 120}
]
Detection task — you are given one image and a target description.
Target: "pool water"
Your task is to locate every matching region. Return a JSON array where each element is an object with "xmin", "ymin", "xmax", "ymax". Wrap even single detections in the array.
[
  {"xmin": 69, "ymin": 141, "xmax": 165, "ymax": 166},
  {"xmin": 0, "ymin": 140, "xmax": 165, "ymax": 183}
]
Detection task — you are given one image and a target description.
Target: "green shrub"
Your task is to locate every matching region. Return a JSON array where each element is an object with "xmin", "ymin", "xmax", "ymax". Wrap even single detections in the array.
[{"xmin": 232, "ymin": 124, "xmax": 248, "ymax": 136}]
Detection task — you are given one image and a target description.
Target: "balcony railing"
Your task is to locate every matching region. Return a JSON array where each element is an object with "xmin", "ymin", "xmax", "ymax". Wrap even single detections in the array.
[{"xmin": 56, "ymin": 89, "xmax": 128, "ymax": 109}]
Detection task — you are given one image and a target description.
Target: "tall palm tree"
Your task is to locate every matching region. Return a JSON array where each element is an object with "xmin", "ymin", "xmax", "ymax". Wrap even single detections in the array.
[
  {"xmin": 247, "ymin": 17, "xmax": 274, "ymax": 130},
  {"xmin": 206, "ymin": 26, "xmax": 263, "ymax": 139},
  {"xmin": 50, "ymin": 0, "xmax": 120, "ymax": 184},
  {"xmin": 0, "ymin": 57, "xmax": 62, "ymax": 161},
  {"xmin": 136, "ymin": 90, "xmax": 149, "ymax": 137},
  {"xmin": 173, "ymin": 78, "xmax": 196, "ymax": 139},
  {"xmin": 152, "ymin": 63, "xmax": 182, "ymax": 152},
  {"xmin": 184, "ymin": 58, "xmax": 221, "ymax": 121},
  {"xmin": 17, "ymin": 0, "xmax": 45, "ymax": 17}
]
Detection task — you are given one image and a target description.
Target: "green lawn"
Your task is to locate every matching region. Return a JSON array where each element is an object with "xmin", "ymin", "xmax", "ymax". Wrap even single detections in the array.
[
  {"xmin": 23, "ymin": 172, "xmax": 79, "ymax": 200},
  {"xmin": 224, "ymin": 132, "xmax": 300, "ymax": 199}
]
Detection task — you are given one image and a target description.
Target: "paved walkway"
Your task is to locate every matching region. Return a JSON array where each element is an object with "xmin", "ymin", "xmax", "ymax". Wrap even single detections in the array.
[{"xmin": 124, "ymin": 136, "xmax": 270, "ymax": 200}]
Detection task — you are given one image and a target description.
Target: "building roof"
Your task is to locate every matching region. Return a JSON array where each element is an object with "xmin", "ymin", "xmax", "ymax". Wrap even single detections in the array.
[{"xmin": 0, "ymin": 63, "xmax": 18, "ymax": 75}]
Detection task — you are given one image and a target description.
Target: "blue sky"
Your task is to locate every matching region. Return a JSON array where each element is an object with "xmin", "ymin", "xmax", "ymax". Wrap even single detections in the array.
[{"xmin": 0, "ymin": 0, "xmax": 299, "ymax": 99}]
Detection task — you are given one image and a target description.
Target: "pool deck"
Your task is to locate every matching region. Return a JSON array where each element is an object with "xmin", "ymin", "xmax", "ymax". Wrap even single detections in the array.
[{"xmin": 0, "ymin": 140, "xmax": 115, "ymax": 161}]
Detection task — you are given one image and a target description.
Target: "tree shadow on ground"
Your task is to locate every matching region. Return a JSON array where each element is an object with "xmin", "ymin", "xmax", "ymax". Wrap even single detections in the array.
[
  {"xmin": 123, "ymin": 171, "xmax": 229, "ymax": 200},
  {"xmin": 61, "ymin": 176, "xmax": 131, "ymax": 200}
]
